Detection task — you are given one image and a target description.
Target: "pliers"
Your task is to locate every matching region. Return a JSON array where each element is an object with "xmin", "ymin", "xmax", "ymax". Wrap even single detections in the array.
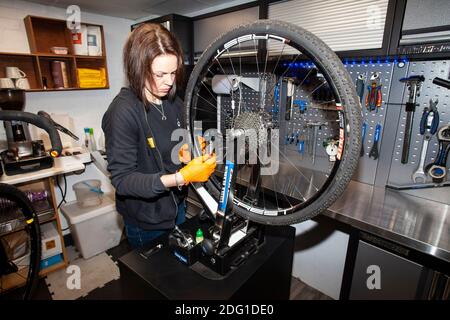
[
  {"xmin": 365, "ymin": 72, "xmax": 382, "ymax": 112},
  {"xmin": 419, "ymin": 99, "xmax": 439, "ymax": 136}
]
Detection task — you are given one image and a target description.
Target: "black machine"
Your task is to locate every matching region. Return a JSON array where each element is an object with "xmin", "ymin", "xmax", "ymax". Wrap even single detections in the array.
[
  {"xmin": 168, "ymin": 158, "xmax": 265, "ymax": 277},
  {"xmin": 0, "ymin": 88, "xmax": 52, "ymax": 175},
  {"xmin": 0, "ymin": 89, "xmax": 77, "ymax": 176}
]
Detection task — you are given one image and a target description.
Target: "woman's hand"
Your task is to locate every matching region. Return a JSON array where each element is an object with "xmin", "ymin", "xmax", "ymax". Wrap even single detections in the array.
[
  {"xmin": 179, "ymin": 153, "xmax": 216, "ymax": 184},
  {"xmin": 178, "ymin": 136, "xmax": 206, "ymax": 164}
]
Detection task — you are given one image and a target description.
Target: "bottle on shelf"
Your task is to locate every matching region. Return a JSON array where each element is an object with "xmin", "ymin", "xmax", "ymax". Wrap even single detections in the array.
[
  {"xmin": 84, "ymin": 128, "xmax": 90, "ymax": 151},
  {"xmin": 89, "ymin": 128, "xmax": 97, "ymax": 152}
]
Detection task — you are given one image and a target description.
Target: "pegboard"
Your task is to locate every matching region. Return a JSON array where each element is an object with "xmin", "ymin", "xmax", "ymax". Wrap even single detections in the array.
[
  {"xmin": 214, "ymin": 65, "xmax": 397, "ymax": 180},
  {"xmin": 344, "ymin": 62, "xmax": 395, "ymax": 185},
  {"xmin": 386, "ymin": 60, "xmax": 450, "ymax": 186},
  {"xmin": 282, "ymin": 82, "xmax": 340, "ymax": 173},
  {"xmin": 203, "ymin": 61, "xmax": 450, "ymax": 195}
]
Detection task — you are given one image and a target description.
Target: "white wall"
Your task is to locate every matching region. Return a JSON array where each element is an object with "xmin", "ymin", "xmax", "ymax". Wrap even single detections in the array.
[
  {"xmin": 292, "ymin": 219, "xmax": 349, "ymax": 300},
  {"xmin": 0, "ymin": 0, "xmax": 133, "ymax": 144},
  {"xmin": 0, "ymin": 0, "xmax": 133, "ymax": 232}
]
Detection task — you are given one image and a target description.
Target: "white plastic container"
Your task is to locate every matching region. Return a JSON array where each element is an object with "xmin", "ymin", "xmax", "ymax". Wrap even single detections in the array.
[
  {"xmin": 40, "ymin": 222, "xmax": 63, "ymax": 259},
  {"xmin": 72, "ymin": 24, "xmax": 88, "ymax": 55},
  {"xmin": 60, "ymin": 194, "xmax": 123, "ymax": 259},
  {"xmin": 72, "ymin": 179, "xmax": 102, "ymax": 207}
]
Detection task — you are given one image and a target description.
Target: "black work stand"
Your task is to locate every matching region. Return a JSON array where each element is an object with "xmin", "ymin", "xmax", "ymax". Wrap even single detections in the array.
[{"xmin": 118, "ymin": 216, "xmax": 295, "ymax": 300}]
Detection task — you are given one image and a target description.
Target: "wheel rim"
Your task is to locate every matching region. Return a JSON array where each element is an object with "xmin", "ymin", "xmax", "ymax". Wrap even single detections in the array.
[
  {"xmin": 185, "ymin": 20, "xmax": 359, "ymax": 223},
  {"xmin": 0, "ymin": 183, "xmax": 40, "ymax": 299}
]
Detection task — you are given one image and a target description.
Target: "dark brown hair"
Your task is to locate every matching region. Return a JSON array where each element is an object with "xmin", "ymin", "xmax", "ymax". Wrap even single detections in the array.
[{"xmin": 123, "ymin": 23, "xmax": 184, "ymax": 103}]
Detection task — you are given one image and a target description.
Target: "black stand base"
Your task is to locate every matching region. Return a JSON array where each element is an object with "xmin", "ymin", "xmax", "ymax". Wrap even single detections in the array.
[{"xmin": 118, "ymin": 216, "xmax": 295, "ymax": 300}]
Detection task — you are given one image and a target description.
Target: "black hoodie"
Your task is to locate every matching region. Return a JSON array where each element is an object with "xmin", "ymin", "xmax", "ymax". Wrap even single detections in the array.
[{"xmin": 102, "ymin": 87, "xmax": 186, "ymax": 230}]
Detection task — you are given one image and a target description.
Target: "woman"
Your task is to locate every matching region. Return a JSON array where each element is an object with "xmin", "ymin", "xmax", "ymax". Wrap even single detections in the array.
[{"xmin": 102, "ymin": 23, "xmax": 216, "ymax": 248}]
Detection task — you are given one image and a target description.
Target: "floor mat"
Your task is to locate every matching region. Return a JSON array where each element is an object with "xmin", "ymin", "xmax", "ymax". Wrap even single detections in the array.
[{"xmin": 45, "ymin": 248, "xmax": 120, "ymax": 300}]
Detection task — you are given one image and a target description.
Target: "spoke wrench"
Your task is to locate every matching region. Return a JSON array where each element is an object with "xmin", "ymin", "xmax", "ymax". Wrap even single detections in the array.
[
  {"xmin": 427, "ymin": 125, "xmax": 450, "ymax": 183},
  {"xmin": 360, "ymin": 121, "xmax": 367, "ymax": 157},
  {"xmin": 412, "ymin": 99, "xmax": 439, "ymax": 183},
  {"xmin": 399, "ymin": 75, "xmax": 425, "ymax": 164},
  {"xmin": 369, "ymin": 123, "xmax": 382, "ymax": 160},
  {"xmin": 356, "ymin": 73, "xmax": 367, "ymax": 103}
]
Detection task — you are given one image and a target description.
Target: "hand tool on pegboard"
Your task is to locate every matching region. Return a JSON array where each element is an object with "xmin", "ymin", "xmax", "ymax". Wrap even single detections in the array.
[
  {"xmin": 295, "ymin": 130, "xmax": 300, "ymax": 145},
  {"xmin": 289, "ymin": 132, "xmax": 295, "ymax": 144},
  {"xmin": 356, "ymin": 72, "xmax": 367, "ymax": 104},
  {"xmin": 365, "ymin": 72, "xmax": 382, "ymax": 112},
  {"xmin": 298, "ymin": 134, "xmax": 305, "ymax": 160},
  {"xmin": 271, "ymin": 81, "xmax": 280, "ymax": 124},
  {"xmin": 360, "ymin": 121, "xmax": 367, "ymax": 157},
  {"xmin": 412, "ymin": 99, "xmax": 439, "ymax": 183},
  {"xmin": 294, "ymin": 99, "xmax": 307, "ymax": 115},
  {"xmin": 399, "ymin": 75, "xmax": 425, "ymax": 164},
  {"xmin": 426, "ymin": 125, "xmax": 450, "ymax": 183},
  {"xmin": 285, "ymin": 79, "xmax": 295, "ymax": 121},
  {"xmin": 306, "ymin": 121, "xmax": 328, "ymax": 165},
  {"xmin": 369, "ymin": 123, "xmax": 382, "ymax": 160}
]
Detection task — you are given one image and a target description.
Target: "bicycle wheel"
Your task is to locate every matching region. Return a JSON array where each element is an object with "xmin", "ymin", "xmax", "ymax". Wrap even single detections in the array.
[
  {"xmin": 185, "ymin": 20, "xmax": 361, "ymax": 225},
  {"xmin": 0, "ymin": 183, "xmax": 41, "ymax": 299}
]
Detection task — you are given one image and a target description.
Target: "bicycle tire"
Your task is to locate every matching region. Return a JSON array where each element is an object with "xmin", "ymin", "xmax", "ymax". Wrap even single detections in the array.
[
  {"xmin": 185, "ymin": 20, "xmax": 361, "ymax": 225},
  {"xmin": 0, "ymin": 183, "xmax": 41, "ymax": 299}
]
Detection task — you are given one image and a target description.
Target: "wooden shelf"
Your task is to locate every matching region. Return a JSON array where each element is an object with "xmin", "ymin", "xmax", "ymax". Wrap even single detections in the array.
[
  {"xmin": 26, "ymin": 87, "xmax": 109, "ymax": 92},
  {"xmin": 0, "ymin": 15, "xmax": 109, "ymax": 92},
  {"xmin": 0, "ymin": 260, "xmax": 67, "ymax": 293},
  {"xmin": 24, "ymin": 15, "xmax": 74, "ymax": 55},
  {"xmin": 39, "ymin": 260, "xmax": 66, "ymax": 276},
  {"xmin": 0, "ymin": 53, "xmax": 41, "ymax": 90}
]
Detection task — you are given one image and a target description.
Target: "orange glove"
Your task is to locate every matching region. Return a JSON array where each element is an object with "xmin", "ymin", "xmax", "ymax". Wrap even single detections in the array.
[
  {"xmin": 178, "ymin": 136, "xmax": 207, "ymax": 164},
  {"xmin": 179, "ymin": 153, "xmax": 216, "ymax": 184}
]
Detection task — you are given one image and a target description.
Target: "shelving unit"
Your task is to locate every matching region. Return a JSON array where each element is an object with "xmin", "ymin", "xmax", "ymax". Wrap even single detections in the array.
[
  {"xmin": 0, "ymin": 158, "xmax": 85, "ymax": 293},
  {"xmin": 0, "ymin": 177, "xmax": 68, "ymax": 292},
  {"xmin": 0, "ymin": 15, "xmax": 109, "ymax": 91}
]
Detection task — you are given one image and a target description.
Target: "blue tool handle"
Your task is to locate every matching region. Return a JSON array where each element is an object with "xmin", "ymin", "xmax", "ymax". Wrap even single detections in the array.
[
  {"xmin": 430, "ymin": 111, "xmax": 439, "ymax": 135},
  {"xmin": 435, "ymin": 142, "xmax": 449, "ymax": 165},
  {"xmin": 218, "ymin": 160, "xmax": 234, "ymax": 211},
  {"xmin": 374, "ymin": 124, "xmax": 381, "ymax": 142},
  {"xmin": 298, "ymin": 140, "xmax": 304, "ymax": 154},
  {"xmin": 419, "ymin": 109, "xmax": 428, "ymax": 135},
  {"xmin": 362, "ymin": 122, "xmax": 367, "ymax": 140}
]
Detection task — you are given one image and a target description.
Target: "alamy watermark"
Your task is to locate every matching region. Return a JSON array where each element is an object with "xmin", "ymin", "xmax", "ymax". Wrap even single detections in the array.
[
  {"xmin": 366, "ymin": 5, "xmax": 382, "ymax": 30},
  {"xmin": 366, "ymin": 265, "xmax": 381, "ymax": 290},
  {"xmin": 66, "ymin": 5, "xmax": 81, "ymax": 31},
  {"xmin": 170, "ymin": 121, "xmax": 280, "ymax": 175},
  {"xmin": 66, "ymin": 265, "xmax": 81, "ymax": 290}
]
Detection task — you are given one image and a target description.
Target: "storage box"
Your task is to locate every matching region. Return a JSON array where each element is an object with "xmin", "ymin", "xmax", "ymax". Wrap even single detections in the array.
[
  {"xmin": 1, "ymin": 230, "xmax": 29, "ymax": 260},
  {"xmin": 40, "ymin": 253, "xmax": 63, "ymax": 270},
  {"xmin": 40, "ymin": 222, "xmax": 63, "ymax": 259},
  {"xmin": 60, "ymin": 194, "xmax": 123, "ymax": 259}
]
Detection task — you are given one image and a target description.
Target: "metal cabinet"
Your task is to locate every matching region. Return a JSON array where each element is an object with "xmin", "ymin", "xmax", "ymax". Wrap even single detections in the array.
[{"xmin": 349, "ymin": 236, "xmax": 449, "ymax": 300}]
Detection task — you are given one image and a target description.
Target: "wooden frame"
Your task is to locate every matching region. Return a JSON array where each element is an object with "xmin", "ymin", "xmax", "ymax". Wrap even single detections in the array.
[{"xmin": 0, "ymin": 15, "xmax": 109, "ymax": 92}]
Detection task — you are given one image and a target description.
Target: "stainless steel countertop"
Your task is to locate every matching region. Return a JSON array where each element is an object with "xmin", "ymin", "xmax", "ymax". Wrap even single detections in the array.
[{"xmin": 326, "ymin": 180, "xmax": 450, "ymax": 263}]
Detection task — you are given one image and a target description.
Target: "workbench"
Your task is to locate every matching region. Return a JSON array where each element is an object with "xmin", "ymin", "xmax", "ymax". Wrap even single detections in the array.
[{"xmin": 324, "ymin": 180, "xmax": 450, "ymax": 299}]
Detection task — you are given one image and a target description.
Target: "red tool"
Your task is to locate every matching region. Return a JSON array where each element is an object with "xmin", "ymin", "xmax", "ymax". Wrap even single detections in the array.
[{"xmin": 365, "ymin": 72, "xmax": 382, "ymax": 112}]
